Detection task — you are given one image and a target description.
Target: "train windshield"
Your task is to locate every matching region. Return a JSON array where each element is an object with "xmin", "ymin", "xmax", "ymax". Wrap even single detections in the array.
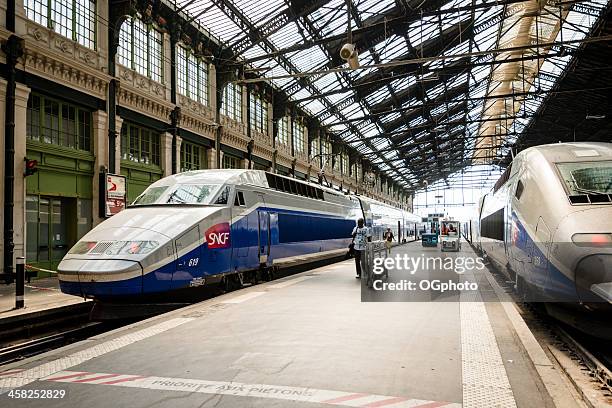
[
  {"xmin": 132, "ymin": 184, "xmax": 222, "ymax": 205},
  {"xmin": 556, "ymin": 161, "xmax": 612, "ymax": 195}
]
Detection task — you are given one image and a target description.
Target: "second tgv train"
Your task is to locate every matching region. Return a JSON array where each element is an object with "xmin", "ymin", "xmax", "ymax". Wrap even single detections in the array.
[
  {"xmin": 57, "ymin": 170, "xmax": 421, "ymax": 300},
  {"xmin": 470, "ymin": 142, "xmax": 612, "ymax": 334}
]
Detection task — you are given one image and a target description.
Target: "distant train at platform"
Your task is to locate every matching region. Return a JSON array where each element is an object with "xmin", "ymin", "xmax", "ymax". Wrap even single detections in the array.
[
  {"xmin": 58, "ymin": 170, "xmax": 420, "ymax": 301},
  {"xmin": 468, "ymin": 142, "xmax": 612, "ymax": 335}
]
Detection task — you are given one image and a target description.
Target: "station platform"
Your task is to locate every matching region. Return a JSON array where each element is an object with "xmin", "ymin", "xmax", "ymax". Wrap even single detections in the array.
[
  {"xmin": 0, "ymin": 278, "xmax": 88, "ymax": 318},
  {"xmin": 0, "ymin": 242, "xmax": 582, "ymax": 407}
]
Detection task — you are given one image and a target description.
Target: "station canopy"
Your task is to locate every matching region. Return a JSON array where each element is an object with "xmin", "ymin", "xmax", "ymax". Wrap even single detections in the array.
[{"xmin": 173, "ymin": 0, "xmax": 611, "ymax": 192}]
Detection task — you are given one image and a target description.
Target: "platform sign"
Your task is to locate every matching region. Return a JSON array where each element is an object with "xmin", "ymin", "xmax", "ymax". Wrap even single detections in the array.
[{"xmin": 105, "ymin": 173, "xmax": 127, "ymax": 217}]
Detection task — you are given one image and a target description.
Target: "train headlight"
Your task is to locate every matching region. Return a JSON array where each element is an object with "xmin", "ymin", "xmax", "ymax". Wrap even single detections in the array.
[
  {"xmin": 68, "ymin": 241, "xmax": 97, "ymax": 254},
  {"xmin": 571, "ymin": 233, "xmax": 612, "ymax": 247},
  {"xmin": 104, "ymin": 241, "xmax": 159, "ymax": 255}
]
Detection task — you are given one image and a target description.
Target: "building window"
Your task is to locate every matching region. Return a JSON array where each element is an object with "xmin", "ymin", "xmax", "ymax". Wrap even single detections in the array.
[
  {"xmin": 118, "ymin": 17, "xmax": 163, "ymax": 83},
  {"xmin": 310, "ymin": 137, "xmax": 319, "ymax": 161},
  {"xmin": 341, "ymin": 152, "xmax": 349, "ymax": 175},
  {"xmin": 180, "ymin": 141, "xmax": 205, "ymax": 172},
  {"xmin": 333, "ymin": 149, "xmax": 341, "ymax": 173},
  {"xmin": 352, "ymin": 161, "xmax": 362, "ymax": 180},
  {"xmin": 277, "ymin": 116, "xmax": 290, "ymax": 146},
  {"xmin": 25, "ymin": 0, "xmax": 96, "ymax": 49},
  {"xmin": 177, "ymin": 45, "xmax": 209, "ymax": 105},
  {"xmin": 321, "ymin": 139, "xmax": 331, "ymax": 157},
  {"xmin": 249, "ymin": 93, "xmax": 268, "ymax": 134},
  {"xmin": 26, "ymin": 93, "xmax": 92, "ymax": 151},
  {"xmin": 292, "ymin": 120, "xmax": 305, "ymax": 153},
  {"xmin": 223, "ymin": 154, "xmax": 241, "ymax": 169},
  {"xmin": 221, "ymin": 83, "xmax": 242, "ymax": 122},
  {"xmin": 121, "ymin": 123, "xmax": 160, "ymax": 166}
]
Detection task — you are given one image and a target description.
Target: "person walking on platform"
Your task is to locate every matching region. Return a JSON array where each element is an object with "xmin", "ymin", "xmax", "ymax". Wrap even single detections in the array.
[
  {"xmin": 384, "ymin": 227, "xmax": 394, "ymax": 255},
  {"xmin": 351, "ymin": 218, "xmax": 370, "ymax": 278}
]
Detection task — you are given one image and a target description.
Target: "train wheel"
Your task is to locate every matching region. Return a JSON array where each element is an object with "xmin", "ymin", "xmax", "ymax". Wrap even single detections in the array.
[{"xmin": 222, "ymin": 276, "xmax": 232, "ymax": 292}]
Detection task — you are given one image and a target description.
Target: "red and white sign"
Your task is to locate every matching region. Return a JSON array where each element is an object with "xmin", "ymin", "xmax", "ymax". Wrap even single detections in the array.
[
  {"xmin": 105, "ymin": 174, "xmax": 127, "ymax": 217},
  {"xmin": 205, "ymin": 223, "xmax": 231, "ymax": 249}
]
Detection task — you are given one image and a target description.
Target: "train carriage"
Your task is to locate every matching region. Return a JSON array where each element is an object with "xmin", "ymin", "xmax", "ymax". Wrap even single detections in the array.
[
  {"xmin": 58, "ymin": 170, "xmax": 419, "ymax": 302},
  {"xmin": 473, "ymin": 142, "xmax": 612, "ymax": 336}
]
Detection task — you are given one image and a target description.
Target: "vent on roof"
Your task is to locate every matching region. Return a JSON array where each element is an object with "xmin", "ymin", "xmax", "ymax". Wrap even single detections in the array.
[
  {"xmin": 265, "ymin": 173, "xmax": 324, "ymax": 200},
  {"xmin": 568, "ymin": 194, "xmax": 612, "ymax": 205}
]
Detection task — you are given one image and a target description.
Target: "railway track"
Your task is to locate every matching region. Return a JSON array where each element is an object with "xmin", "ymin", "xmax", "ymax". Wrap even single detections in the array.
[
  {"xmin": 554, "ymin": 326, "xmax": 612, "ymax": 395},
  {"xmin": 0, "ymin": 322, "xmax": 105, "ymax": 365}
]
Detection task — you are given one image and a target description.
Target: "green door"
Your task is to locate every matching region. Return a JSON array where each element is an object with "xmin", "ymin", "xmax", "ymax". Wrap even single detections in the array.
[{"xmin": 26, "ymin": 195, "xmax": 76, "ymax": 272}]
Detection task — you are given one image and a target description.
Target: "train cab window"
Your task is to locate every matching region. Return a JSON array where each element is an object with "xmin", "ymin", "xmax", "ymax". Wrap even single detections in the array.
[
  {"xmin": 214, "ymin": 186, "xmax": 231, "ymax": 204},
  {"xmin": 234, "ymin": 191, "xmax": 245, "ymax": 207},
  {"xmin": 515, "ymin": 180, "xmax": 524, "ymax": 200}
]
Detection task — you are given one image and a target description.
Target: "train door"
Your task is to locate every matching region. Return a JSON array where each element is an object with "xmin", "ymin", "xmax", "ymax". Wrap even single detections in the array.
[
  {"xmin": 26, "ymin": 196, "xmax": 78, "ymax": 271},
  {"xmin": 531, "ymin": 217, "xmax": 551, "ymax": 292},
  {"xmin": 172, "ymin": 225, "xmax": 203, "ymax": 288},
  {"xmin": 258, "ymin": 211, "xmax": 270, "ymax": 264},
  {"xmin": 256, "ymin": 194, "xmax": 270, "ymax": 265}
]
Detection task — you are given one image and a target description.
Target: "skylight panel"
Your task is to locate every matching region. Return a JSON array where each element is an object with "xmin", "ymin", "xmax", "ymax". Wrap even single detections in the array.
[
  {"xmin": 268, "ymin": 21, "xmax": 304, "ymax": 49},
  {"xmin": 356, "ymin": 0, "xmax": 395, "ymax": 16}
]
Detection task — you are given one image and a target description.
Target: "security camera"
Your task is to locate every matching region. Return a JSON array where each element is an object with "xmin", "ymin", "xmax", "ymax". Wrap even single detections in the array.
[{"xmin": 339, "ymin": 43, "xmax": 359, "ymax": 69}]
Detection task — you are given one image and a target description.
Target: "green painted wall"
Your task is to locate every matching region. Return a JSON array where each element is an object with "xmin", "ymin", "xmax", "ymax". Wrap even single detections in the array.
[
  {"xmin": 26, "ymin": 142, "xmax": 94, "ymax": 197},
  {"xmin": 120, "ymin": 161, "xmax": 163, "ymax": 203}
]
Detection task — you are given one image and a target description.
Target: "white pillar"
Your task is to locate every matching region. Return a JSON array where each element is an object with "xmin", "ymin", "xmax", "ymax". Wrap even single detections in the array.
[
  {"xmin": 92, "ymin": 110, "xmax": 108, "ymax": 227},
  {"xmin": 207, "ymin": 148, "xmax": 223, "ymax": 169},
  {"xmin": 13, "ymin": 83, "xmax": 32, "ymax": 262},
  {"xmin": 161, "ymin": 132, "xmax": 173, "ymax": 177},
  {"xmin": 176, "ymin": 135, "xmax": 182, "ymax": 172},
  {"xmin": 114, "ymin": 116, "xmax": 123, "ymax": 175}
]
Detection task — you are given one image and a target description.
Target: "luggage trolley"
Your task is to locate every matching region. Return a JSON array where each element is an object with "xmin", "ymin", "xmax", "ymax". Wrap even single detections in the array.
[{"xmin": 440, "ymin": 220, "xmax": 461, "ymax": 252}]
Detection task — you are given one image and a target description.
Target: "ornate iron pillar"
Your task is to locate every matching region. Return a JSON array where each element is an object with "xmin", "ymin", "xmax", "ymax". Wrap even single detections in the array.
[{"xmin": 2, "ymin": 35, "xmax": 24, "ymax": 283}]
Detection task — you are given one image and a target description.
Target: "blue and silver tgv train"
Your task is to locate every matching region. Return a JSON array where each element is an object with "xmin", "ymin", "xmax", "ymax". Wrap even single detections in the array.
[
  {"xmin": 58, "ymin": 170, "xmax": 420, "ymax": 300},
  {"xmin": 473, "ymin": 142, "xmax": 612, "ymax": 334}
]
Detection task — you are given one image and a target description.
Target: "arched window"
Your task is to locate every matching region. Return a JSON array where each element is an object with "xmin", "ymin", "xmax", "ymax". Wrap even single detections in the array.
[
  {"xmin": 25, "ymin": 0, "xmax": 96, "ymax": 49},
  {"xmin": 221, "ymin": 83, "xmax": 242, "ymax": 122},
  {"xmin": 292, "ymin": 120, "xmax": 305, "ymax": 153},
  {"xmin": 277, "ymin": 116, "xmax": 290, "ymax": 146},
  {"xmin": 310, "ymin": 138, "xmax": 319, "ymax": 160},
  {"xmin": 249, "ymin": 93, "xmax": 268, "ymax": 134},
  {"xmin": 180, "ymin": 141, "xmax": 205, "ymax": 171},
  {"xmin": 118, "ymin": 17, "xmax": 164, "ymax": 83},
  {"xmin": 177, "ymin": 45, "xmax": 209, "ymax": 105}
]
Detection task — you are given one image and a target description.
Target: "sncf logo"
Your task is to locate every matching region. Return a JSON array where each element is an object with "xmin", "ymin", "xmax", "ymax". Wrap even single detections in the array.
[{"xmin": 205, "ymin": 222, "xmax": 231, "ymax": 249}]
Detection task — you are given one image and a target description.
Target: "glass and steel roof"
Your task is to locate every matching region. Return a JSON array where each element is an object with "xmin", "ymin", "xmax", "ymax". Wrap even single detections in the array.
[{"xmin": 171, "ymin": 0, "xmax": 611, "ymax": 191}]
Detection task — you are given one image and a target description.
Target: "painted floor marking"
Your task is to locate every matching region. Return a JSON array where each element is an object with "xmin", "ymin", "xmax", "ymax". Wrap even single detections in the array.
[
  {"xmin": 0, "ymin": 317, "xmax": 193, "ymax": 394},
  {"xmin": 42, "ymin": 370, "xmax": 461, "ymax": 408},
  {"xmin": 267, "ymin": 276, "xmax": 313, "ymax": 289},
  {"xmin": 460, "ymin": 276, "xmax": 517, "ymax": 408},
  {"xmin": 220, "ymin": 291, "xmax": 266, "ymax": 304}
]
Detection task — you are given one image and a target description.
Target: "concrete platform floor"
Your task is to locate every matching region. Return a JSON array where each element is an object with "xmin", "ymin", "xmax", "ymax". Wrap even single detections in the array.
[
  {"xmin": 0, "ymin": 277, "xmax": 88, "ymax": 318},
  {"xmin": 0, "ymin": 242, "xmax": 578, "ymax": 407}
]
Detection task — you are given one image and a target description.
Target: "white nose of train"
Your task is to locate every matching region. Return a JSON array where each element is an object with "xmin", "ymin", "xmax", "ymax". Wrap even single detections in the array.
[
  {"xmin": 58, "ymin": 206, "xmax": 222, "ymax": 298},
  {"xmin": 550, "ymin": 207, "xmax": 612, "ymax": 305}
]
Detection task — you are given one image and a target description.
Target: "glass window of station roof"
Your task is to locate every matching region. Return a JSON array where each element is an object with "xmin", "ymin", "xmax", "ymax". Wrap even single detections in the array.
[{"xmin": 174, "ymin": 0, "xmax": 610, "ymax": 191}]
